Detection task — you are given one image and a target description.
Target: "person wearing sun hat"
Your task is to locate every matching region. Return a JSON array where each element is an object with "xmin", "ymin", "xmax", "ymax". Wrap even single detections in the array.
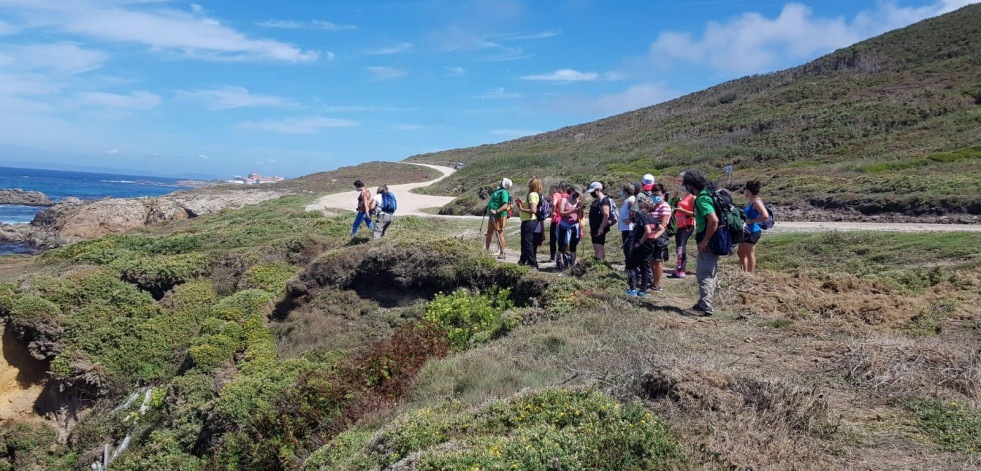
[{"xmin": 485, "ymin": 178, "xmax": 513, "ymax": 260}]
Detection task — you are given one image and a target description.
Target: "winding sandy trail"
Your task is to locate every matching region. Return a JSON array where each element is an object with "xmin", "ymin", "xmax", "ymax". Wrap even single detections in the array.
[
  {"xmin": 305, "ymin": 163, "xmax": 980, "ymax": 232},
  {"xmin": 305, "ymin": 163, "xmax": 466, "ymax": 217}
]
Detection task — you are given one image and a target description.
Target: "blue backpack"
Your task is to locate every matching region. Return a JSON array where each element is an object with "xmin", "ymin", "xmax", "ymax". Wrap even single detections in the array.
[{"xmin": 381, "ymin": 192, "xmax": 397, "ymax": 213}]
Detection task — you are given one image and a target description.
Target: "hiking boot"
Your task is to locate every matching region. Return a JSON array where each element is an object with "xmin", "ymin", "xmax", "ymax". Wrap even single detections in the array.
[
  {"xmin": 682, "ymin": 307, "xmax": 712, "ymax": 317},
  {"xmin": 625, "ymin": 289, "xmax": 639, "ymax": 297},
  {"xmin": 667, "ymin": 272, "xmax": 686, "ymax": 279}
]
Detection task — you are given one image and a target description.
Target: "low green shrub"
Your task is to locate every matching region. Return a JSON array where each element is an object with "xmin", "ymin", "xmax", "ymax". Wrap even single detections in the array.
[
  {"xmin": 308, "ymin": 389, "xmax": 684, "ymax": 470},
  {"xmin": 424, "ymin": 287, "xmax": 513, "ymax": 351},
  {"xmin": 909, "ymin": 400, "xmax": 981, "ymax": 454}
]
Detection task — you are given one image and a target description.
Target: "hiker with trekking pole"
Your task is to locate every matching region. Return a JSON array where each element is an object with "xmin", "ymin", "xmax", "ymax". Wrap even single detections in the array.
[{"xmin": 484, "ymin": 178, "xmax": 513, "ymax": 260}]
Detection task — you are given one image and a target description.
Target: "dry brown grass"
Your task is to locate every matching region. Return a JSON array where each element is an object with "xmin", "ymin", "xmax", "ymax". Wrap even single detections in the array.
[
  {"xmin": 843, "ymin": 336, "xmax": 981, "ymax": 402},
  {"xmin": 636, "ymin": 361, "xmax": 840, "ymax": 471}
]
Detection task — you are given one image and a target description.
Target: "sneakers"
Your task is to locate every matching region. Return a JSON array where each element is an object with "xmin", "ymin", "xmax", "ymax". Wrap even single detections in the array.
[
  {"xmin": 497, "ymin": 253, "xmax": 506, "ymax": 260},
  {"xmin": 636, "ymin": 291, "xmax": 647, "ymax": 297},
  {"xmin": 668, "ymin": 271, "xmax": 686, "ymax": 279},
  {"xmin": 650, "ymin": 285, "xmax": 662, "ymax": 292},
  {"xmin": 626, "ymin": 289, "xmax": 639, "ymax": 296}
]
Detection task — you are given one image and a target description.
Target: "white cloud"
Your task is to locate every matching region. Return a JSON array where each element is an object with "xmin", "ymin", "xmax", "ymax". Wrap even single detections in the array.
[
  {"xmin": 543, "ymin": 82, "xmax": 680, "ymax": 117},
  {"xmin": 190, "ymin": 4, "xmax": 204, "ymax": 14},
  {"xmin": 3, "ymin": 43, "xmax": 109, "ymax": 75},
  {"xmin": 475, "ymin": 87, "xmax": 521, "ymax": 100},
  {"xmin": 443, "ymin": 66, "xmax": 466, "ymax": 76},
  {"xmin": 311, "ymin": 20, "xmax": 357, "ymax": 31},
  {"xmin": 76, "ymin": 90, "xmax": 161, "ymax": 109},
  {"xmin": 649, "ymin": 1, "xmax": 979, "ymax": 75},
  {"xmin": 489, "ymin": 129, "xmax": 540, "ymax": 138},
  {"xmin": 367, "ymin": 42, "xmax": 413, "ymax": 55},
  {"xmin": 367, "ymin": 66, "xmax": 408, "ymax": 80},
  {"xmin": 177, "ymin": 86, "xmax": 293, "ymax": 110},
  {"xmin": 199, "ymin": 154, "xmax": 209, "ymax": 160},
  {"xmin": 105, "ymin": 148, "xmax": 119, "ymax": 155},
  {"xmin": 394, "ymin": 124, "xmax": 426, "ymax": 130},
  {"xmin": 255, "ymin": 19, "xmax": 357, "ymax": 31},
  {"xmin": 495, "ymin": 30, "xmax": 561, "ymax": 41},
  {"xmin": 429, "ymin": 27, "xmax": 533, "ymax": 61},
  {"xmin": 326, "ymin": 51, "xmax": 336, "ymax": 61},
  {"xmin": 236, "ymin": 116, "xmax": 358, "ymax": 134},
  {"xmin": 522, "ymin": 69, "xmax": 600, "ymax": 82},
  {"xmin": 322, "ymin": 105, "xmax": 413, "ymax": 112},
  {"xmin": 4, "ymin": 1, "xmax": 319, "ymax": 63}
]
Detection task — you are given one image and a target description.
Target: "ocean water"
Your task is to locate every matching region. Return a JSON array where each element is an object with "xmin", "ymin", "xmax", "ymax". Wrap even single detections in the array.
[{"xmin": 1, "ymin": 166, "xmax": 189, "ymax": 254}]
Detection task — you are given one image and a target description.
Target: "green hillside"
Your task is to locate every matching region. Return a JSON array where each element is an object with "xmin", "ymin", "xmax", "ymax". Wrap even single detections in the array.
[{"xmin": 409, "ymin": 4, "xmax": 981, "ymax": 218}]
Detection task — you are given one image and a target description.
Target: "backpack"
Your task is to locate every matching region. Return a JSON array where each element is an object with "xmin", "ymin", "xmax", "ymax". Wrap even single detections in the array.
[
  {"xmin": 535, "ymin": 195, "xmax": 552, "ymax": 221},
  {"xmin": 760, "ymin": 203, "xmax": 775, "ymax": 230},
  {"xmin": 603, "ymin": 197, "xmax": 618, "ymax": 227},
  {"xmin": 381, "ymin": 192, "xmax": 397, "ymax": 213},
  {"xmin": 709, "ymin": 189, "xmax": 747, "ymax": 253},
  {"xmin": 665, "ymin": 214, "xmax": 679, "ymax": 238}
]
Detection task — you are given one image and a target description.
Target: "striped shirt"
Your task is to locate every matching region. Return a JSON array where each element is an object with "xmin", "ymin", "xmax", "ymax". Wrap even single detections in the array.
[{"xmin": 650, "ymin": 201, "xmax": 672, "ymax": 228}]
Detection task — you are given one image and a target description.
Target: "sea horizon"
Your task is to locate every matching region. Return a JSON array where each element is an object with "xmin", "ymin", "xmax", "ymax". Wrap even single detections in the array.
[{"xmin": 0, "ymin": 166, "xmax": 192, "ymax": 226}]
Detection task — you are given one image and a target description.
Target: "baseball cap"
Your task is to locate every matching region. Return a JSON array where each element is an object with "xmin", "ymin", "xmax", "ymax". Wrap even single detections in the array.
[
  {"xmin": 586, "ymin": 181, "xmax": 603, "ymax": 194},
  {"xmin": 642, "ymin": 173, "xmax": 655, "ymax": 191}
]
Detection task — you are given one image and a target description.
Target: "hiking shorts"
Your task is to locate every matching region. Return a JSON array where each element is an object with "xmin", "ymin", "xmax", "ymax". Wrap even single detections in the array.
[
  {"xmin": 590, "ymin": 231, "xmax": 607, "ymax": 245},
  {"xmin": 487, "ymin": 214, "xmax": 506, "ymax": 234},
  {"xmin": 743, "ymin": 231, "xmax": 762, "ymax": 245},
  {"xmin": 652, "ymin": 244, "xmax": 670, "ymax": 262}
]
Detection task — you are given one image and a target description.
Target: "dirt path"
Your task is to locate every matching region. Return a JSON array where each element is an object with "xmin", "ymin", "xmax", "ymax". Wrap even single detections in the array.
[
  {"xmin": 305, "ymin": 164, "xmax": 980, "ymax": 233},
  {"xmin": 305, "ymin": 163, "xmax": 461, "ymax": 216}
]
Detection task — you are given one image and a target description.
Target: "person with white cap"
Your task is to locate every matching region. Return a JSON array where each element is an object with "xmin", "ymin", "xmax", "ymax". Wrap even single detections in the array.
[
  {"xmin": 586, "ymin": 181, "xmax": 614, "ymax": 260},
  {"xmin": 485, "ymin": 178, "xmax": 513, "ymax": 260},
  {"xmin": 641, "ymin": 173, "xmax": 656, "ymax": 194}
]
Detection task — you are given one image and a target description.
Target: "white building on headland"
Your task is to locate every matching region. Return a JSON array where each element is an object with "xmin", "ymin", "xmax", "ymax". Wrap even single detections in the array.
[{"xmin": 230, "ymin": 173, "xmax": 285, "ymax": 184}]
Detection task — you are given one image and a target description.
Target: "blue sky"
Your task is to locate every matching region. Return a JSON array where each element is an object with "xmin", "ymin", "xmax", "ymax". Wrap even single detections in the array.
[{"xmin": 0, "ymin": 0, "xmax": 975, "ymax": 178}]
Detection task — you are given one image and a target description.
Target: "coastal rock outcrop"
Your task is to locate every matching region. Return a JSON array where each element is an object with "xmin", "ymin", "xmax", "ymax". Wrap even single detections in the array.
[
  {"xmin": 0, "ymin": 189, "xmax": 54, "ymax": 206},
  {"xmin": 1, "ymin": 189, "xmax": 285, "ymax": 249}
]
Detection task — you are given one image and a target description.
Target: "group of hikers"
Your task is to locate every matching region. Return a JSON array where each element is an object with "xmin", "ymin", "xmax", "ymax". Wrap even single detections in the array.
[
  {"xmin": 481, "ymin": 169, "xmax": 771, "ymax": 317},
  {"xmin": 349, "ymin": 167, "xmax": 771, "ymax": 318},
  {"xmin": 350, "ymin": 179, "xmax": 399, "ymax": 239}
]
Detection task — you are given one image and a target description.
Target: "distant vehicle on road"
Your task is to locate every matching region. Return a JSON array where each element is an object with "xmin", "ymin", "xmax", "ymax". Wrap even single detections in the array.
[{"xmin": 454, "ymin": 162, "xmax": 465, "ymax": 170}]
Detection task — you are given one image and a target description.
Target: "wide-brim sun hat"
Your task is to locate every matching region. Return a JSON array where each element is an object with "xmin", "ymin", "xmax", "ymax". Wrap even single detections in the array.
[
  {"xmin": 500, "ymin": 178, "xmax": 513, "ymax": 189},
  {"xmin": 586, "ymin": 181, "xmax": 603, "ymax": 194}
]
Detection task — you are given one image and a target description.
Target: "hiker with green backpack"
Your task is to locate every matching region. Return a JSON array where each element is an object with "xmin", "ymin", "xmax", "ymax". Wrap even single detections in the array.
[
  {"xmin": 485, "ymin": 178, "xmax": 513, "ymax": 260},
  {"xmin": 682, "ymin": 169, "xmax": 721, "ymax": 317}
]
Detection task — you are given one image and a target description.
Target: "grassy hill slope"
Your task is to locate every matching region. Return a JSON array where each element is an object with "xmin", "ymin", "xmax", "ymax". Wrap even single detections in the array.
[{"xmin": 409, "ymin": 4, "xmax": 981, "ymax": 219}]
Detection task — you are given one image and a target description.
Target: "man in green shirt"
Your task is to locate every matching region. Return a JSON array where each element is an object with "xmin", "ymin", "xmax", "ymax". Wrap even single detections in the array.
[
  {"xmin": 682, "ymin": 169, "xmax": 720, "ymax": 317},
  {"xmin": 485, "ymin": 178, "xmax": 513, "ymax": 260}
]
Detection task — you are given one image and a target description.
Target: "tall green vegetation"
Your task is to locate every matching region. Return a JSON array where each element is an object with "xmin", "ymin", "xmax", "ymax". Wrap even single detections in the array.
[{"xmin": 410, "ymin": 4, "xmax": 981, "ymax": 217}]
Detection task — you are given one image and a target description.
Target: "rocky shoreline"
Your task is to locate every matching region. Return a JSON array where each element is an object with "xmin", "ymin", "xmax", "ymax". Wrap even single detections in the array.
[
  {"xmin": 0, "ymin": 189, "xmax": 285, "ymax": 250},
  {"xmin": 0, "ymin": 189, "xmax": 54, "ymax": 207}
]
